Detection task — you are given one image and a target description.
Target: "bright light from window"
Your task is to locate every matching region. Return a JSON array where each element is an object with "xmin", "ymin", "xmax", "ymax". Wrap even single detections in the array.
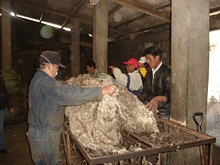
[
  {"xmin": 209, "ymin": 11, "xmax": 220, "ymax": 16},
  {"xmin": 41, "ymin": 21, "xmax": 62, "ymax": 29},
  {"xmin": 88, "ymin": 34, "xmax": 93, "ymax": 37},
  {"xmin": 63, "ymin": 27, "xmax": 71, "ymax": 31},
  {"xmin": 17, "ymin": 14, "xmax": 40, "ymax": 22},
  {"xmin": 90, "ymin": 0, "xmax": 99, "ymax": 5},
  {"xmin": 1, "ymin": 11, "xmax": 71, "ymax": 32},
  {"xmin": 10, "ymin": 12, "xmax": 15, "ymax": 16},
  {"xmin": 208, "ymin": 30, "xmax": 220, "ymax": 102}
]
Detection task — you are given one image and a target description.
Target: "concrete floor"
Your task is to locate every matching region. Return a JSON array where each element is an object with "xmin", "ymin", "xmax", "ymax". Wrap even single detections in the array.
[{"xmin": 0, "ymin": 121, "xmax": 219, "ymax": 165}]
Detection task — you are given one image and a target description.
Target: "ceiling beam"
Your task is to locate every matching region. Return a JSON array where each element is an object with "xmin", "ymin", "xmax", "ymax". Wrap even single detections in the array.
[
  {"xmin": 112, "ymin": 22, "xmax": 170, "ymax": 42},
  {"xmin": 108, "ymin": 4, "xmax": 123, "ymax": 16},
  {"xmin": 113, "ymin": 0, "xmax": 170, "ymax": 23},
  {"xmin": 80, "ymin": 41, "xmax": 92, "ymax": 48},
  {"xmin": 210, "ymin": 6, "xmax": 220, "ymax": 13},
  {"xmin": 14, "ymin": 0, "xmax": 127, "ymax": 35},
  {"xmin": 73, "ymin": 0, "xmax": 90, "ymax": 14},
  {"xmin": 15, "ymin": 0, "xmax": 69, "ymax": 17},
  {"xmin": 133, "ymin": 22, "xmax": 170, "ymax": 34},
  {"xmin": 113, "ymin": 3, "xmax": 171, "ymax": 29},
  {"xmin": 61, "ymin": 0, "xmax": 89, "ymax": 28},
  {"xmin": 114, "ymin": 13, "xmax": 148, "ymax": 28},
  {"xmin": 80, "ymin": 17, "xmax": 129, "ymax": 36}
]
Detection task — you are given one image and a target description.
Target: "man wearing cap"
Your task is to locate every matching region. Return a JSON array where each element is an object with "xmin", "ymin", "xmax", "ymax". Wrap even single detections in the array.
[
  {"xmin": 28, "ymin": 50, "xmax": 116, "ymax": 165},
  {"xmin": 109, "ymin": 58, "xmax": 143, "ymax": 96},
  {"xmin": 138, "ymin": 46, "xmax": 171, "ymax": 119}
]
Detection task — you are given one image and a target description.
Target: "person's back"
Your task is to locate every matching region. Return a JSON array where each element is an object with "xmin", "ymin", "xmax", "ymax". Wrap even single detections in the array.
[
  {"xmin": 109, "ymin": 58, "xmax": 143, "ymax": 96},
  {"xmin": 28, "ymin": 51, "xmax": 116, "ymax": 165},
  {"xmin": 0, "ymin": 74, "xmax": 14, "ymax": 155}
]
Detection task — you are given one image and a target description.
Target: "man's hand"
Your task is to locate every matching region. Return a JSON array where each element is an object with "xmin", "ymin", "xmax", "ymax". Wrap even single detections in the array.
[
  {"xmin": 102, "ymin": 85, "xmax": 116, "ymax": 96},
  {"xmin": 146, "ymin": 96, "xmax": 161, "ymax": 111},
  {"xmin": 146, "ymin": 96, "xmax": 167, "ymax": 111},
  {"xmin": 109, "ymin": 66, "xmax": 115, "ymax": 71}
]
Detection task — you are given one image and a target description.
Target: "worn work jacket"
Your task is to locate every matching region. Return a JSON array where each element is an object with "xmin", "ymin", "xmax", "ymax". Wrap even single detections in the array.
[
  {"xmin": 112, "ymin": 68, "xmax": 143, "ymax": 92},
  {"xmin": 138, "ymin": 63, "xmax": 171, "ymax": 116},
  {"xmin": 28, "ymin": 69, "xmax": 103, "ymax": 129},
  {"xmin": 0, "ymin": 76, "xmax": 13, "ymax": 110}
]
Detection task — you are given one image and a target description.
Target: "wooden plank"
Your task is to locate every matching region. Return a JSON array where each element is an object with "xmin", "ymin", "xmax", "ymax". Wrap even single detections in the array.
[{"xmin": 113, "ymin": 0, "xmax": 171, "ymax": 22}]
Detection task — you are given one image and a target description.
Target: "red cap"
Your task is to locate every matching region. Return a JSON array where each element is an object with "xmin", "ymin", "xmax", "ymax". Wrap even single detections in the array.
[{"xmin": 123, "ymin": 58, "xmax": 139, "ymax": 69}]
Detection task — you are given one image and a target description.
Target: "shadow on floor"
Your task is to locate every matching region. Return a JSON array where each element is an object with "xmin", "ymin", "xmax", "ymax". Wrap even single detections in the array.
[{"xmin": 0, "ymin": 121, "xmax": 220, "ymax": 165}]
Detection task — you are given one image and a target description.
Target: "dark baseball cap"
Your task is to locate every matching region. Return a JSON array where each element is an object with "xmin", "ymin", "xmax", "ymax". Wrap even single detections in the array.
[{"xmin": 40, "ymin": 50, "xmax": 66, "ymax": 68}]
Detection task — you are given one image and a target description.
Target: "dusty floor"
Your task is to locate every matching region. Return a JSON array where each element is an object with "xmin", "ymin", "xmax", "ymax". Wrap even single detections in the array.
[{"xmin": 0, "ymin": 121, "xmax": 220, "ymax": 165}]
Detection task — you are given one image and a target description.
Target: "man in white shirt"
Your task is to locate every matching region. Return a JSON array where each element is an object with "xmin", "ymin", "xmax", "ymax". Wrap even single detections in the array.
[{"xmin": 109, "ymin": 58, "xmax": 143, "ymax": 96}]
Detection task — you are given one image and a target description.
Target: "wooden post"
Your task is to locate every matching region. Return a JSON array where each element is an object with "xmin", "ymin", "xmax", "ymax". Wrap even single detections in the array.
[
  {"xmin": 1, "ymin": 0, "xmax": 12, "ymax": 70},
  {"xmin": 93, "ymin": 0, "xmax": 108, "ymax": 73},
  {"xmin": 70, "ymin": 15, "xmax": 80, "ymax": 76}
]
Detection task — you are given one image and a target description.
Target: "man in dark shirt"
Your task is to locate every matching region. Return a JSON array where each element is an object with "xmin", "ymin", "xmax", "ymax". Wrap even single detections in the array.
[
  {"xmin": 28, "ymin": 51, "xmax": 116, "ymax": 165},
  {"xmin": 0, "ymin": 74, "xmax": 14, "ymax": 154},
  {"xmin": 138, "ymin": 46, "xmax": 171, "ymax": 119}
]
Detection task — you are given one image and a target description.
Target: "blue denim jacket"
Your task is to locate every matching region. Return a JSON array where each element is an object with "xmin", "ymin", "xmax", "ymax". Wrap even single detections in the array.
[{"xmin": 28, "ymin": 69, "xmax": 102, "ymax": 129}]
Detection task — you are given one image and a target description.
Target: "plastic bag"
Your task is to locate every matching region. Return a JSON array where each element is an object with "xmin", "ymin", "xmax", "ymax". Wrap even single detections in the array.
[{"xmin": 206, "ymin": 97, "xmax": 220, "ymax": 147}]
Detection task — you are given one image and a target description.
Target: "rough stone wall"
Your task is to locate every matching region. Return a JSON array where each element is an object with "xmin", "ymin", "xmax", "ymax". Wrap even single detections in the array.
[
  {"xmin": 10, "ymin": 18, "xmax": 71, "ymax": 87},
  {"xmin": 108, "ymin": 27, "xmax": 171, "ymax": 74},
  {"xmin": 1, "ymin": 18, "xmax": 72, "ymax": 122}
]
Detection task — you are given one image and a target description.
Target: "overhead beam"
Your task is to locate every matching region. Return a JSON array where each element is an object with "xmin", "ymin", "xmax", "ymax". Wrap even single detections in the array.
[
  {"xmin": 14, "ymin": 0, "xmax": 128, "ymax": 36},
  {"xmin": 113, "ymin": 0, "xmax": 171, "ymax": 22},
  {"xmin": 114, "ymin": 13, "xmax": 148, "ymax": 28},
  {"xmin": 108, "ymin": 4, "xmax": 123, "ymax": 16},
  {"xmin": 81, "ymin": 17, "xmax": 129, "ymax": 36},
  {"xmin": 15, "ymin": 0, "xmax": 69, "ymax": 17},
  {"xmin": 73, "ymin": 0, "xmax": 90, "ymax": 14},
  {"xmin": 80, "ymin": 41, "xmax": 92, "ymax": 48},
  {"xmin": 132, "ymin": 22, "xmax": 170, "ymax": 33},
  {"xmin": 112, "ymin": 22, "xmax": 170, "ymax": 42},
  {"xmin": 210, "ymin": 6, "xmax": 220, "ymax": 13},
  {"xmin": 113, "ymin": 3, "xmax": 171, "ymax": 29},
  {"xmin": 61, "ymin": 0, "xmax": 89, "ymax": 28}
]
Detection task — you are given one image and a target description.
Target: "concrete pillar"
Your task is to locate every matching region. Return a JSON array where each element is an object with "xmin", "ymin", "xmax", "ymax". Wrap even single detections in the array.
[
  {"xmin": 170, "ymin": 0, "xmax": 209, "ymax": 165},
  {"xmin": 70, "ymin": 15, "xmax": 80, "ymax": 76},
  {"xmin": 1, "ymin": 0, "xmax": 12, "ymax": 70},
  {"xmin": 93, "ymin": 0, "xmax": 108, "ymax": 73}
]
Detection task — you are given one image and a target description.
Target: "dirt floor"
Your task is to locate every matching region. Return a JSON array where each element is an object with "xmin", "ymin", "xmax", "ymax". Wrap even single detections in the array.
[{"xmin": 0, "ymin": 120, "xmax": 220, "ymax": 165}]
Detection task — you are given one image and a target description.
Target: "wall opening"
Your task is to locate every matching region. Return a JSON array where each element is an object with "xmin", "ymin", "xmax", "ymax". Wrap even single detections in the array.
[{"xmin": 208, "ymin": 30, "xmax": 220, "ymax": 102}]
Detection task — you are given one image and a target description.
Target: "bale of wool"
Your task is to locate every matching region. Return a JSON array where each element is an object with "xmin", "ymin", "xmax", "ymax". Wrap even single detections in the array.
[{"xmin": 65, "ymin": 73, "xmax": 159, "ymax": 154}]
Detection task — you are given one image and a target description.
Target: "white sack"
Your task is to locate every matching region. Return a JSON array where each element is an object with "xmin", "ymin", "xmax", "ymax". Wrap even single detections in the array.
[{"xmin": 206, "ymin": 97, "xmax": 220, "ymax": 147}]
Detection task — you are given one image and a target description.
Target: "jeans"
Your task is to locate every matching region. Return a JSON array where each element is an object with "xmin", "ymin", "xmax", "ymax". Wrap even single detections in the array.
[
  {"xmin": 28, "ymin": 126, "xmax": 61, "ymax": 165},
  {"xmin": 0, "ymin": 109, "xmax": 5, "ymax": 150}
]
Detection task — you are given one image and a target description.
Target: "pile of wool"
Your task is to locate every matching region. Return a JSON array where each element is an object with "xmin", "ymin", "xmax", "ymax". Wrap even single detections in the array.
[{"xmin": 65, "ymin": 73, "xmax": 159, "ymax": 154}]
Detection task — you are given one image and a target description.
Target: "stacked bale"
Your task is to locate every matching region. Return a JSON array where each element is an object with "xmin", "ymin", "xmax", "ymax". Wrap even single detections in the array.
[{"xmin": 1, "ymin": 70, "xmax": 20, "ymax": 95}]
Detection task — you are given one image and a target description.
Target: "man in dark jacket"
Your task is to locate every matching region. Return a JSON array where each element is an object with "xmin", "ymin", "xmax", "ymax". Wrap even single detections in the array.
[
  {"xmin": 28, "ymin": 50, "xmax": 116, "ymax": 165},
  {"xmin": 0, "ymin": 74, "xmax": 14, "ymax": 154},
  {"xmin": 138, "ymin": 46, "xmax": 171, "ymax": 118}
]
